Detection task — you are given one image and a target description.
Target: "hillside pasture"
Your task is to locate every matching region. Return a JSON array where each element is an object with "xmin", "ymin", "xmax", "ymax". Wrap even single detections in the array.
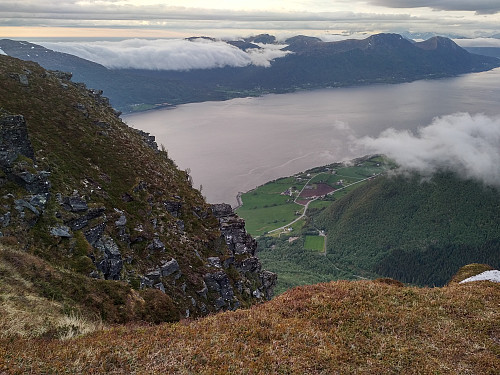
[{"xmin": 304, "ymin": 235, "xmax": 325, "ymax": 252}]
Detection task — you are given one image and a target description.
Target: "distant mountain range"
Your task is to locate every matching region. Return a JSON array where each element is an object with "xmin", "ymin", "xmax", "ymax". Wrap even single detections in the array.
[{"xmin": 1, "ymin": 33, "xmax": 499, "ymax": 113}]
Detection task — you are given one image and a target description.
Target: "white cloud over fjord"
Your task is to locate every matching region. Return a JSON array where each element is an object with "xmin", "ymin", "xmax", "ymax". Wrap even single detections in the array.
[
  {"xmin": 357, "ymin": 113, "xmax": 500, "ymax": 187},
  {"xmin": 39, "ymin": 38, "xmax": 291, "ymax": 70}
]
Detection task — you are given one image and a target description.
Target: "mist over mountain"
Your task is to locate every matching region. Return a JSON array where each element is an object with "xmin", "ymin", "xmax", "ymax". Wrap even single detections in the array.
[
  {"xmin": 357, "ymin": 112, "xmax": 500, "ymax": 188},
  {"xmin": 1, "ymin": 33, "xmax": 498, "ymax": 113}
]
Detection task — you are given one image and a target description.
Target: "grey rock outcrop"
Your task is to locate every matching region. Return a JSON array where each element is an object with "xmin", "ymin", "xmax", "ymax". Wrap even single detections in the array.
[
  {"xmin": 62, "ymin": 196, "xmax": 88, "ymax": 212},
  {"xmin": 0, "ymin": 115, "xmax": 34, "ymax": 168},
  {"xmin": 211, "ymin": 203, "xmax": 277, "ymax": 304},
  {"xmin": 50, "ymin": 225, "xmax": 72, "ymax": 238},
  {"xmin": 134, "ymin": 129, "xmax": 159, "ymax": 151},
  {"xmin": 160, "ymin": 258, "xmax": 180, "ymax": 277},
  {"xmin": 164, "ymin": 201, "xmax": 182, "ymax": 217},
  {"xmin": 204, "ymin": 271, "xmax": 237, "ymax": 310},
  {"xmin": 147, "ymin": 237, "xmax": 165, "ymax": 252},
  {"xmin": 95, "ymin": 235, "xmax": 123, "ymax": 280},
  {"xmin": 66, "ymin": 207, "xmax": 105, "ymax": 231},
  {"xmin": 213, "ymin": 203, "xmax": 257, "ymax": 256}
]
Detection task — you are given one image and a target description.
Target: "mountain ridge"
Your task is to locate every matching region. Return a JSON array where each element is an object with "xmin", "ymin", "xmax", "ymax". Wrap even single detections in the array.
[{"xmin": 1, "ymin": 33, "xmax": 498, "ymax": 113}]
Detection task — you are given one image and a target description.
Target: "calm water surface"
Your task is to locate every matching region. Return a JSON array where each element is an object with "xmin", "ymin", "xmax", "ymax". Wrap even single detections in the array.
[{"xmin": 124, "ymin": 68, "xmax": 500, "ymax": 206}]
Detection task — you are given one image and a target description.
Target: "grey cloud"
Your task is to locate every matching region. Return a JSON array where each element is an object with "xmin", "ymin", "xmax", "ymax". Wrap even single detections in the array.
[
  {"xmin": 2, "ymin": 1, "xmax": 498, "ymax": 38},
  {"xmin": 0, "ymin": 2, "xmax": 411, "ymax": 22},
  {"xmin": 357, "ymin": 113, "xmax": 500, "ymax": 187},
  {"xmin": 39, "ymin": 39, "xmax": 291, "ymax": 70},
  {"xmin": 369, "ymin": 1, "xmax": 500, "ymax": 15}
]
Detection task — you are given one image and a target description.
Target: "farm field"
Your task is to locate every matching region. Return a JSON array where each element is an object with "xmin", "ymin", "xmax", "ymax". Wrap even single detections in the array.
[
  {"xmin": 237, "ymin": 155, "xmax": 392, "ymax": 237},
  {"xmin": 304, "ymin": 235, "xmax": 325, "ymax": 252}
]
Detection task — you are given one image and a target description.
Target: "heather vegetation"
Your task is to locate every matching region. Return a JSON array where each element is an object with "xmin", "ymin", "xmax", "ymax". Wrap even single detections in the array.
[{"xmin": 1, "ymin": 279, "xmax": 498, "ymax": 374}]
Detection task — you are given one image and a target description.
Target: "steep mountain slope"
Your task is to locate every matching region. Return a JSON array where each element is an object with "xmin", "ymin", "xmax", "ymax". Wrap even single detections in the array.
[
  {"xmin": 464, "ymin": 47, "xmax": 500, "ymax": 59},
  {"xmin": 132, "ymin": 33, "xmax": 500, "ymax": 91},
  {"xmin": 0, "ymin": 54, "xmax": 275, "ymax": 332},
  {"xmin": 1, "ymin": 33, "xmax": 498, "ymax": 113},
  {"xmin": 1, "ymin": 278, "xmax": 498, "ymax": 373}
]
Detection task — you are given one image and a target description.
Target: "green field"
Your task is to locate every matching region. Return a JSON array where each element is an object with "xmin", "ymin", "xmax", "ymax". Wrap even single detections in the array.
[
  {"xmin": 236, "ymin": 155, "xmax": 392, "ymax": 237},
  {"xmin": 236, "ymin": 177, "xmax": 305, "ymax": 236},
  {"xmin": 304, "ymin": 235, "xmax": 325, "ymax": 252}
]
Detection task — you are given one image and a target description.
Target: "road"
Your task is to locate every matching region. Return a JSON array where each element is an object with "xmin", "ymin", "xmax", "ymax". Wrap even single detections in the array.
[{"xmin": 267, "ymin": 174, "xmax": 380, "ymax": 235}]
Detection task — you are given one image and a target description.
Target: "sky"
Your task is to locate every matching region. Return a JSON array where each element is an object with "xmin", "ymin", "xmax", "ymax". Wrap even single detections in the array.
[{"xmin": 0, "ymin": 0, "xmax": 499, "ymax": 40}]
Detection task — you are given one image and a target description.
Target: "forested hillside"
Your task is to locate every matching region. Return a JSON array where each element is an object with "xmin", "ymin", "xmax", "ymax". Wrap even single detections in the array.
[
  {"xmin": 257, "ymin": 171, "xmax": 500, "ymax": 292},
  {"xmin": 315, "ymin": 172, "xmax": 500, "ymax": 286}
]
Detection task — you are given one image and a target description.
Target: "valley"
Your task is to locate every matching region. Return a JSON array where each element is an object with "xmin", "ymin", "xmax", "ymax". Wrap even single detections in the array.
[
  {"xmin": 236, "ymin": 155, "xmax": 392, "ymax": 237},
  {"xmin": 253, "ymin": 169, "xmax": 500, "ymax": 294}
]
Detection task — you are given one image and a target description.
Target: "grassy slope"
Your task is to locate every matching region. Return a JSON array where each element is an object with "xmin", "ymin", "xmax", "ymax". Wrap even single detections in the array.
[
  {"xmin": 0, "ymin": 244, "xmax": 183, "ymax": 339},
  {"xmin": 1, "ymin": 280, "xmax": 498, "ymax": 374}
]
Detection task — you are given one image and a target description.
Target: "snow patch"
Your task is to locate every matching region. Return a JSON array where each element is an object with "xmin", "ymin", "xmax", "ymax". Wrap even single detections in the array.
[
  {"xmin": 459, "ymin": 270, "xmax": 500, "ymax": 284},
  {"xmin": 0, "ymin": 48, "xmax": 7, "ymax": 56}
]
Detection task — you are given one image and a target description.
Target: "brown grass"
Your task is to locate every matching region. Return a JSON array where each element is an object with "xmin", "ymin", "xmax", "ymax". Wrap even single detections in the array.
[
  {"xmin": 1, "ymin": 280, "xmax": 498, "ymax": 374},
  {"xmin": 0, "ymin": 245, "xmax": 105, "ymax": 339},
  {"xmin": 447, "ymin": 263, "xmax": 494, "ymax": 285}
]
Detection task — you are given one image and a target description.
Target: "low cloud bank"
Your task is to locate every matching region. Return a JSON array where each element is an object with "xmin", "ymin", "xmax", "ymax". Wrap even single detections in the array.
[
  {"xmin": 40, "ymin": 38, "xmax": 290, "ymax": 70},
  {"xmin": 357, "ymin": 113, "xmax": 500, "ymax": 187}
]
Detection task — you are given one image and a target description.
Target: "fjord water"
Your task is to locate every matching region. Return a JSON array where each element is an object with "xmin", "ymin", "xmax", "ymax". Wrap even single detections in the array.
[{"xmin": 124, "ymin": 68, "xmax": 500, "ymax": 206}]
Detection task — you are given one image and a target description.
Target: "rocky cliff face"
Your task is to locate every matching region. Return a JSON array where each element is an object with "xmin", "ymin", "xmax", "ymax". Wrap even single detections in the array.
[{"xmin": 0, "ymin": 54, "xmax": 275, "ymax": 322}]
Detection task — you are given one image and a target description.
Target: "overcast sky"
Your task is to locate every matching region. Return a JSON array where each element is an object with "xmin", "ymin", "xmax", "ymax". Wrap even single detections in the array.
[{"xmin": 0, "ymin": 0, "xmax": 499, "ymax": 40}]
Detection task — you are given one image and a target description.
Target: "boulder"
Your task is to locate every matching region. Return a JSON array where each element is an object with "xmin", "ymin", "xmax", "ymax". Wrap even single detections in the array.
[
  {"xmin": 95, "ymin": 235, "xmax": 123, "ymax": 280},
  {"xmin": 62, "ymin": 196, "xmax": 88, "ymax": 212},
  {"xmin": 66, "ymin": 207, "xmax": 105, "ymax": 231},
  {"xmin": 50, "ymin": 225, "xmax": 72, "ymax": 238},
  {"xmin": 161, "ymin": 258, "xmax": 180, "ymax": 277},
  {"xmin": 147, "ymin": 238, "xmax": 165, "ymax": 252},
  {"xmin": 207, "ymin": 257, "xmax": 222, "ymax": 268},
  {"xmin": 164, "ymin": 201, "xmax": 182, "ymax": 217}
]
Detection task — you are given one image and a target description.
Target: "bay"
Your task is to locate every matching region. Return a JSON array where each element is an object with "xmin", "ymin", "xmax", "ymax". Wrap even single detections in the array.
[{"xmin": 124, "ymin": 68, "xmax": 500, "ymax": 206}]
